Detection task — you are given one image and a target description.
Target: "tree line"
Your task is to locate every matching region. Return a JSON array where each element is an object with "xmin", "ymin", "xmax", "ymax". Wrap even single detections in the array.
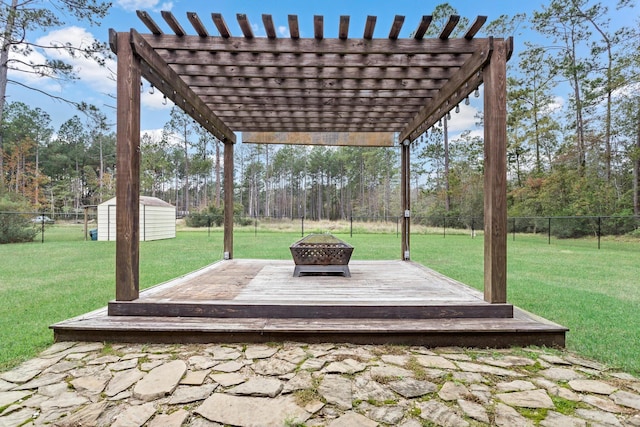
[{"xmin": 1, "ymin": 1, "xmax": 639, "ymax": 232}]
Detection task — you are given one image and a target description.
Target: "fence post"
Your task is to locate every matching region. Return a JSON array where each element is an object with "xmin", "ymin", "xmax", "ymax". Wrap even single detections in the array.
[
  {"xmin": 207, "ymin": 215, "xmax": 211, "ymax": 237},
  {"xmin": 41, "ymin": 210, "xmax": 45, "ymax": 244},
  {"xmin": 396, "ymin": 216, "xmax": 399, "ymax": 238},
  {"xmin": 443, "ymin": 216, "xmax": 446, "ymax": 238},
  {"xmin": 597, "ymin": 216, "xmax": 601, "ymax": 250},
  {"xmin": 471, "ymin": 217, "xmax": 475, "ymax": 239},
  {"xmin": 301, "ymin": 216, "xmax": 304, "ymax": 237},
  {"xmin": 350, "ymin": 215, "xmax": 353, "ymax": 237},
  {"xmin": 254, "ymin": 215, "xmax": 258, "ymax": 237},
  {"xmin": 548, "ymin": 217, "xmax": 551, "ymax": 244},
  {"xmin": 512, "ymin": 218, "xmax": 516, "ymax": 241}
]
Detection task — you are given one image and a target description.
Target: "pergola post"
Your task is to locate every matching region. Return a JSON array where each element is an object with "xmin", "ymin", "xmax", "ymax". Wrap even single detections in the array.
[
  {"xmin": 223, "ymin": 141, "xmax": 234, "ymax": 259},
  {"xmin": 114, "ymin": 32, "xmax": 141, "ymax": 301},
  {"xmin": 401, "ymin": 139, "xmax": 411, "ymax": 260},
  {"xmin": 483, "ymin": 40, "xmax": 508, "ymax": 303}
]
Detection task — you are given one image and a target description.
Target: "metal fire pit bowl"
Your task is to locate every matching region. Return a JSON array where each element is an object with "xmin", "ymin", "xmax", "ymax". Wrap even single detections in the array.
[{"xmin": 290, "ymin": 234, "xmax": 353, "ymax": 277}]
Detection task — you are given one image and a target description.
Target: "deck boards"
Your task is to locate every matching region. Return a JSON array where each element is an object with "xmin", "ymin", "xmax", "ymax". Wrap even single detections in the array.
[{"xmin": 51, "ymin": 259, "xmax": 568, "ymax": 348}]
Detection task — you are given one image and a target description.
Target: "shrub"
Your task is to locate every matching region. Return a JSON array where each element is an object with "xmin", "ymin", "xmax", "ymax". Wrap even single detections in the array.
[
  {"xmin": 186, "ymin": 205, "xmax": 223, "ymax": 227},
  {"xmin": 0, "ymin": 195, "xmax": 37, "ymax": 244}
]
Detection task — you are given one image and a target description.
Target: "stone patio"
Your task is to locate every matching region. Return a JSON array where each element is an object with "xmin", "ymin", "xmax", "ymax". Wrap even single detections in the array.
[{"xmin": 1, "ymin": 342, "xmax": 639, "ymax": 426}]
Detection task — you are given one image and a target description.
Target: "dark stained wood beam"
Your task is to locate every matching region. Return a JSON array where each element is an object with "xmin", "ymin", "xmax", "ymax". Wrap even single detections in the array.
[
  {"xmin": 237, "ymin": 14, "xmax": 254, "ymax": 38},
  {"xmin": 483, "ymin": 39, "xmax": 508, "ymax": 304},
  {"xmin": 242, "ymin": 132, "xmax": 396, "ymax": 147},
  {"xmin": 143, "ymin": 34, "xmax": 489, "ymax": 55},
  {"xmin": 399, "ymin": 38, "xmax": 493, "ymax": 142},
  {"xmin": 159, "ymin": 50, "xmax": 471, "ymax": 68},
  {"xmin": 182, "ymin": 75, "xmax": 447, "ymax": 92},
  {"xmin": 187, "ymin": 12, "xmax": 209, "ymax": 37},
  {"xmin": 465, "ymin": 16, "xmax": 487, "ymax": 40},
  {"xmin": 262, "ymin": 14, "xmax": 277, "ymax": 38},
  {"xmin": 363, "ymin": 16, "xmax": 376, "ymax": 40},
  {"xmin": 194, "ymin": 87, "xmax": 437, "ymax": 99},
  {"xmin": 161, "ymin": 11, "xmax": 185, "ymax": 36},
  {"xmin": 136, "ymin": 10, "xmax": 163, "ymax": 35},
  {"xmin": 204, "ymin": 99, "xmax": 428, "ymax": 110},
  {"xmin": 113, "ymin": 31, "xmax": 141, "ymax": 301},
  {"xmin": 214, "ymin": 108, "xmax": 415, "ymax": 119},
  {"xmin": 339, "ymin": 15, "xmax": 349, "ymax": 40},
  {"xmin": 228, "ymin": 124, "xmax": 405, "ymax": 132},
  {"xmin": 219, "ymin": 116, "xmax": 407, "ymax": 126},
  {"xmin": 171, "ymin": 64, "xmax": 465, "ymax": 80},
  {"xmin": 314, "ymin": 15, "xmax": 324, "ymax": 39},
  {"xmin": 130, "ymin": 29, "xmax": 235, "ymax": 142},
  {"xmin": 388, "ymin": 15, "xmax": 405, "ymax": 39},
  {"xmin": 211, "ymin": 13, "xmax": 231, "ymax": 38},
  {"xmin": 401, "ymin": 139, "xmax": 411, "ymax": 260},
  {"xmin": 413, "ymin": 15, "xmax": 432, "ymax": 39},
  {"xmin": 288, "ymin": 15, "xmax": 299, "ymax": 39},
  {"xmin": 439, "ymin": 15, "xmax": 460, "ymax": 40},
  {"xmin": 223, "ymin": 143, "xmax": 234, "ymax": 259}
]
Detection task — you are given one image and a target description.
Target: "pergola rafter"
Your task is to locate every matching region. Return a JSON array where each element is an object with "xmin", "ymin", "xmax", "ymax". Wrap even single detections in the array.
[{"xmin": 111, "ymin": 10, "xmax": 511, "ymax": 307}]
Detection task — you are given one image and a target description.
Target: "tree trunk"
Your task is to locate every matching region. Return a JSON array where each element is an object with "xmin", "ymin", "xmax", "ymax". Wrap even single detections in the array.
[
  {"xmin": 634, "ymin": 105, "xmax": 640, "ymax": 217},
  {"xmin": 0, "ymin": 0, "xmax": 18, "ymax": 192}
]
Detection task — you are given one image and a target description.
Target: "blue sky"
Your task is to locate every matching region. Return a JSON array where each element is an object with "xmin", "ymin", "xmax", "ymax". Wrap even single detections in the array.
[{"xmin": 5, "ymin": 0, "xmax": 637, "ymax": 139}]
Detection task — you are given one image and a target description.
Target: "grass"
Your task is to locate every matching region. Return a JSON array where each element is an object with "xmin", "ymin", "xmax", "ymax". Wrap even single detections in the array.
[{"xmin": 1, "ymin": 222, "xmax": 639, "ymax": 376}]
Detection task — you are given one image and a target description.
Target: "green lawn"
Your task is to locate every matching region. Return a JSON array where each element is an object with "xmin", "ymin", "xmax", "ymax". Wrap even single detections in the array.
[{"xmin": 1, "ymin": 224, "xmax": 638, "ymax": 375}]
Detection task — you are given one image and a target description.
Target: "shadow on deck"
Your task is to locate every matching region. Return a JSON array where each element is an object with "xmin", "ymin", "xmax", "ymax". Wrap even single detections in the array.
[{"xmin": 51, "ymin": 260, "xmax": 567, "ymax": 348}]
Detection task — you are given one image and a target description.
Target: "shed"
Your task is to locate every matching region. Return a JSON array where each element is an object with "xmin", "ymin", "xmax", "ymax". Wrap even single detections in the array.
[{"xmin": 97, "ymin": 196, "xmax": 176, "ymax": 241}]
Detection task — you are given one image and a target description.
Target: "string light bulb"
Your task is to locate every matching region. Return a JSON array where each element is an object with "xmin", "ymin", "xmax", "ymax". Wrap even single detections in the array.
[
  {"xmin": 474, "ymin": 88, "xmax": 480, "ymax": 98},
  {"xmin": 455, "ymin": 104, "xmax": 460, "ymax": 114},
  {"xmin": 447, "ymin": 111, "xmax": 451, "ymax": 120},
  {"xmin": 465, "ymin": 97, "xmax": 470, "ymax": 105},
  {"xmin": 149, "ymin": 85, "xmax": 155, "ymax": 95}
]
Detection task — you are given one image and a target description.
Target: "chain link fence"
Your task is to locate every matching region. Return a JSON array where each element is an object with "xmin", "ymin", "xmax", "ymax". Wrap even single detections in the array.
[{"xmin": 2, "ymin": 210, "xmax": 639, "ymax": 247}]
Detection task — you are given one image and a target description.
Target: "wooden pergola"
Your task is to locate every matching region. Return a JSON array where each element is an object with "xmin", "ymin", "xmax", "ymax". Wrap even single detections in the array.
[{"xmin": 110, "ymin": 11, "xmax": 511, "ymax": 305}]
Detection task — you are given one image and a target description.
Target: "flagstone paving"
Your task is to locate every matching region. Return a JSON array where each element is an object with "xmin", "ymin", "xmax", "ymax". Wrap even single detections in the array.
[{"xmin": 1, "ymin": 342, "xmax": 639, "ymax": 426}]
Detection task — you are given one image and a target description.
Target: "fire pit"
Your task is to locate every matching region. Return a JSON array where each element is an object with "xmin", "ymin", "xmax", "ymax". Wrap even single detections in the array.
[{"xmin": 290, "ymin": 234, "xmax": 354, "ymax": 277}]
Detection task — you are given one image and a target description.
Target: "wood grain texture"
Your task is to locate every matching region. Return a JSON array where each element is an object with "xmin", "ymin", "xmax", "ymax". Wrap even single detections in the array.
[
  {"xmin": 223, "ymin": 142, "xmax": 234, "ymax": 259},
  {"xmin": 483, "ymin": 40, "xmax": 508, "ymax": 304},
  {"xmin": 52, "ymin": 259, "xmax": 566, "ymax": 347},
  {"xmin": 242, "ymin": 132, "xmax": 396, "ymax": 147},
  {"xmin": 115, "ymin": 32, "xmax": 141, "ymax": 301}
]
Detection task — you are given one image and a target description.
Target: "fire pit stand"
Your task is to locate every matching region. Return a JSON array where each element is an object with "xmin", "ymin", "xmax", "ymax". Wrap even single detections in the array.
[{"xmin": 289, "ymin": 234, "xmax": 354, "ymax": 277}]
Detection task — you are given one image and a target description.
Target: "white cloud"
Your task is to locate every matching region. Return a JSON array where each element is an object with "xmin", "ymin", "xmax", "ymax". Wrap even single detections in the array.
[
  {"xmin": 278, "ymin": 26, "xmax": 288, "ymax": 37},
  {"xmin": 116, "ymin": 0, "xmax": 167, "ymax": 12},
  {"xmin": 140, "ymin": 128, "xmax": 165, "ymax": 141},
  {"xmin": 542, "ymin": 96, "xmax": 564, "ymax": 115},
  {"xmin": 37, "ymin": 27, "xmax": 116, "ymax": 93},
  {"xmin": 446, "ymin": 103, "xmax": 481, "ymax": 133},
  {"xmin": 9, "ymin": 26, "xmax": 116, "ymax": 97},
  {"xmin": 141, "ymin": 86, "xmax": 174, "ymax": 110}
]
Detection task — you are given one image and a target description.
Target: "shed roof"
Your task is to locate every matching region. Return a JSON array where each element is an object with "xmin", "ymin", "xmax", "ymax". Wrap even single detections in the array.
[
  {"xmin": 101, "ymin": 196, "xmax": 175, "ymax": 208},
  {"xmin": 110, "ymin": 11, "xmax": 511, "ymax": 146}
]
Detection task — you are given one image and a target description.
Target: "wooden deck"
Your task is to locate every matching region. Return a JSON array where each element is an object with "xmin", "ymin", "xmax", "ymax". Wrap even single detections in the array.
[{"xmin": 51, "ymin": 260, "xmax": 567, "ymax": 348}]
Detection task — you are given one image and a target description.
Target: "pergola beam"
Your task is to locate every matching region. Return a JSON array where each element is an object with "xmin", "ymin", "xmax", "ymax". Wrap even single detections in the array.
[
  {"xmin": 399, "ymin": 38, "xmax": 494, "ymax": 142},
  {"xmin": 142, "ymin": 34, "xmax": 489, "ymax": 55},
  {"xmin": 126, "ymin": 29, "xmax": 235, "ymax": 143},
  {"xmin": 170, "ymin": 64, "xmax": 470, "ymax": 80},
  {"xmin": 158, "ymin": 50, "xmax": 472, "ymax": 68},
  {"xmin": 363, "ymin": 16, "xmax": 376, "ymax": 39},
  {"xmin": 242, "ymin": 132, "xmax": 396, "ymax": 147}
]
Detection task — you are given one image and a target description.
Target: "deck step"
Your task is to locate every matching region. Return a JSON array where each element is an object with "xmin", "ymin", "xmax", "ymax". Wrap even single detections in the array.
[
  {"xmin": 108, "ymin": 301, "xmax": 514, "ymax": 319},
  {"xmin": 51, "ymin": 308, "xmax": 567, "ymax": 349}
]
